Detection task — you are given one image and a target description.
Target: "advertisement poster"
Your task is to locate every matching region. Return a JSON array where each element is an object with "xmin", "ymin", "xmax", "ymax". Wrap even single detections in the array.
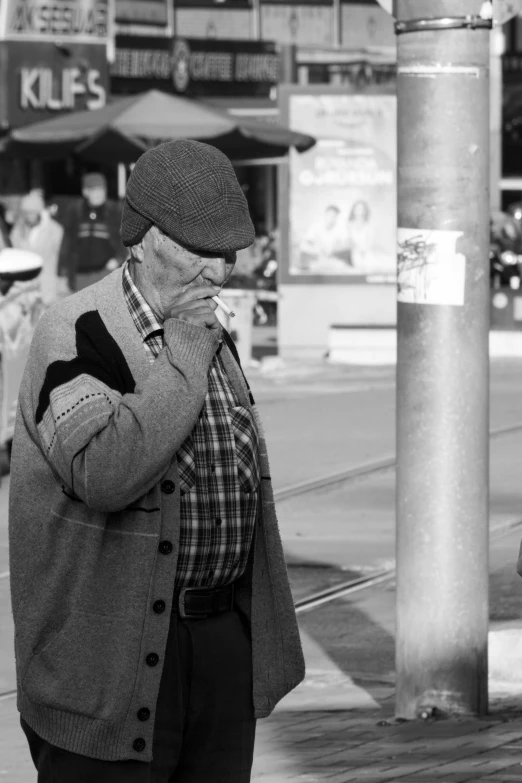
[{"xmin": 287, "ymin": 92, "xmax": 397, "ymax": 283}]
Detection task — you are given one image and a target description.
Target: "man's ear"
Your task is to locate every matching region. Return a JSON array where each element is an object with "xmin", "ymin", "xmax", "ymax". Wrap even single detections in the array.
[{"xmin": 130, "ymin": 240, "xmax": 145, "ymax": 264}]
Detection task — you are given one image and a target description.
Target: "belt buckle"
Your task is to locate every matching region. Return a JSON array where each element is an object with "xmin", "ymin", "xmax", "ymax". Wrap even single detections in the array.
[
  {"xmin": 178, "ymin": 587, "xmax": 190, "ymax": 619},
  {"xmin": 178, "ymin": 585, "xmax": 234, "ymax": 619},
  {"xmin": 178, "ymin": 587, "xmax": 211, "ymax": 620}
]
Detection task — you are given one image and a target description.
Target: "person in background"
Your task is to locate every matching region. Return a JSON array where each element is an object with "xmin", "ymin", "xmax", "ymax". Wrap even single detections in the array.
[
  {"xmin": 59, "ymin": 172, "xmax": 125, "ymax": 292},
  {"xmin": 344, "ymin": 200, "xmax": 372, "ymax": 269},
  {"xmin": 0, "ymin": 247, "xmax": 44, "ymax": 468},
  {"xmin": 0, "ymin": 202, "xmax": 12, "ymax": 249},
  {"xmin": 299, "ymin": 204, "xmax": 341, "ymax": 268},
  {"xmin": 10, "ymin": 190, "xmax": 64, "ymax": 308}
]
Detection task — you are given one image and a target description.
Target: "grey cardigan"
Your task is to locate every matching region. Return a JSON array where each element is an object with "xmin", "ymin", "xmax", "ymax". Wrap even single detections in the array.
[{"xmin": 8, "ymin": 267, "xmax": 304, "ymax": 763}]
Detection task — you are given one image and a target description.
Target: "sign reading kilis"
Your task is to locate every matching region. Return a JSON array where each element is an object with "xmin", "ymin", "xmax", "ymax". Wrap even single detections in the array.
[
  {"xmin": 1, "ymin": 40, "xmax": 108, "ymax": 127},
  {"xmin": 111, "ymin": 36, "xmax": 279, "ymax": 98},
  {"xmin": 0, "ymin": 0, "xmax": 110, "ymax": 43}
]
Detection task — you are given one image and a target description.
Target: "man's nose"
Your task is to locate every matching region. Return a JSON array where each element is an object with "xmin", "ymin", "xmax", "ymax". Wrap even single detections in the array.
[{"xmin": 203, "ymin": 257, "xmax": 227, "ymax": 285}]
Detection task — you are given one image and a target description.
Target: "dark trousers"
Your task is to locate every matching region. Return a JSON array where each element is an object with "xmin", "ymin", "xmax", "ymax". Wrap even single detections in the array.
[{"xmin": 21, "ymin": 607, "xmax": 256, "ymax": 782}]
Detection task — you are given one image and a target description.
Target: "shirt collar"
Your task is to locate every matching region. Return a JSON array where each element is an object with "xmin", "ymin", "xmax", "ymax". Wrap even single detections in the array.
[{"xmin": 122, "ymin": 260, "xmax": 164, "ymax": 344}]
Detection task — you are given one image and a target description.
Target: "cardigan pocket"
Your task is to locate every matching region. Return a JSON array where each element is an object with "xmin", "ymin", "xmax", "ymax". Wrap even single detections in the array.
[{"xmin": 22, "ymin": 611, "xmax": 140, "ymax": 721}]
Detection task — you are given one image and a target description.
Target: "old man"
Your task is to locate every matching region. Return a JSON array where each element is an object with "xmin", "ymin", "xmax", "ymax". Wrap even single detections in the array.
[{"xmin": 9, "ymin": 140, "xmax": 304, "ymax": 783}]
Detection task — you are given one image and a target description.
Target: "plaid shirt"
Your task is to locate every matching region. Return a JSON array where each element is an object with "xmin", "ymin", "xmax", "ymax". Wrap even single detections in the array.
[{"xmin": 122, "ymin": 261, "xmax": 259, "ymax": 590}]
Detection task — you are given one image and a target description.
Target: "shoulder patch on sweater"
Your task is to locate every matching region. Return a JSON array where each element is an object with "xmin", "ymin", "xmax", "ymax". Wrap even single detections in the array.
[{"xmin": 36, "ymin": 310, "xmax": 135, "ymax": 425}]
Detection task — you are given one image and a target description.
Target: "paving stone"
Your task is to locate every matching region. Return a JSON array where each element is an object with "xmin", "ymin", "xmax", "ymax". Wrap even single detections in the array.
[{"xmin": 251, "ymin": 712, "xmax": 522, "ymax": 783}]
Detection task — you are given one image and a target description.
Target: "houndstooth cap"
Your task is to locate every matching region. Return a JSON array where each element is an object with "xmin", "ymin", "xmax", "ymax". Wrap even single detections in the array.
[{"xmin": 120, "ymin": 139, "xmax": 255, "ymax": 253}]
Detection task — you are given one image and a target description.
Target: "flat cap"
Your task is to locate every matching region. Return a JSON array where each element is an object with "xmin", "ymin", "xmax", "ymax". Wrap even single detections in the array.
[{"xmin": 121, "ymin": 140, "xmax": 255, "ymax": 253}]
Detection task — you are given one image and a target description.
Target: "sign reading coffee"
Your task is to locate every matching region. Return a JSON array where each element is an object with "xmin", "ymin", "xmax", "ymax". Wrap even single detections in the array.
[
  {"xmin": 111, "ymin": 36, "xmax": 279, "ymax": 98},
  {"xmin": 0, "ymin": 0, "xmax": 110, "ymax": 43}
]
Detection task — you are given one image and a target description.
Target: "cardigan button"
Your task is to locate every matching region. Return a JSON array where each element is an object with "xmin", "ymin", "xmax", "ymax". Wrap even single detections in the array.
[
  {"xmin": 133, "ymin": 738, "xmax": 146, "ymax": 752},
  {"xmin": 161, "ymin": 480, "xmax": 175, "ymax": 494},
  {"xmin": 137, "ymin": 707, "xmax": 150, "ymax": 722},
  {"xmin": 153, "ymin": 600, "xmax": 166, "ymax": 614},
  {"xmin": 146, "ymin": 653, "xmax": 159, "ymax": 666},
  {"xmin": 159, "ymin": 540, "xmax": 173, "ymax": 555}
]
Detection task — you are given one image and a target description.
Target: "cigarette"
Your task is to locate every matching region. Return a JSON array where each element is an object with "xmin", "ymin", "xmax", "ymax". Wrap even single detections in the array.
[{"xmin": 212, "ymin": 295, "xmax": 235, "ymax": 318}]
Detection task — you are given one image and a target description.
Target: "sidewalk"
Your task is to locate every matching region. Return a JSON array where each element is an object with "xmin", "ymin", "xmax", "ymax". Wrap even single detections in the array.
[{"xmin": 252, "ymin": 709, "xmax": 522, "ymax": 782}]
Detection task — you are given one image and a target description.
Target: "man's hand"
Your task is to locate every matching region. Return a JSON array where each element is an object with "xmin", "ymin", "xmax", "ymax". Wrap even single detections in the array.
[{"xmin": 164, "ymin": 285, "xmax": 222, "ymax": 334}]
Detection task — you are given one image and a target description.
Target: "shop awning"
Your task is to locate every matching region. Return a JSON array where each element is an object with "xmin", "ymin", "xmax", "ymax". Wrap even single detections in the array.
[
  {"xmin": 5, "ymin": 89, "xmax": 315, "ymax": 164},
  {"xmin": 205, "ymin": 97, "xmax": 280, "ymax": 125}
]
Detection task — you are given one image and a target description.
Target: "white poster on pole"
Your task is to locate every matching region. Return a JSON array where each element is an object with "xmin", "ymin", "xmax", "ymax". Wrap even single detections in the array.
[{"xmin": 397, "ymin": 228, "xmax": 466, "ymax": 306}]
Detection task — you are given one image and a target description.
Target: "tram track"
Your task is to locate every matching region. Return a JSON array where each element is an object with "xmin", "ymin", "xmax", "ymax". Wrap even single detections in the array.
[
  {"xmin": 0, "ymin": 420, "xmax": 521, "ymax": 703},
  {"xmin": 274, "ymin": 420, "xmax": 522, "ymax": 505},
  {"xmin": 294, "ymin": 514, "xmax": 522, "ymax": 615}
]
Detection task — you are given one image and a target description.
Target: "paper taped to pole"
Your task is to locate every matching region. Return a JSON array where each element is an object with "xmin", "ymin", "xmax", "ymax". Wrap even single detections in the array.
[
  {"xmin": 397, "ymin": 228, "xmax": 466, "ymax": 306},
  {"xmin": 375, "ymin": 0, "xmax": 395, "ymax": 15}
]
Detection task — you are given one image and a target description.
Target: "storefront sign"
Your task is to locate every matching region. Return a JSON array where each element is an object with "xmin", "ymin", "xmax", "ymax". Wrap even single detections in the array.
[
  {"xmin": 0, "ymin": 0, "xmax": 111, "ymax": 43},
  {"xmin": 174, "ymin": 7, "xmax": 251, "ymax": 40},
  {"xmin": 282, "ymin": 89, "xmax": 397, "ymax": 284},
  {"xmin": 20, "ymin": 66, "xmax": 105, "ymax": 110},
  {"xmin": 1, "ymin": 41, "xmax": 108, "ymax": 127},
  {"xmin": 115, "ymin": 0, "xmax": 167, "ymax": 26},
  {"xmin": 111, "ymin": 36, "xmax": 279, "ymax": 98},
  {"xmin": 341, "ymin": 4, "xmax": 395, "ymax": 49},
  {"xmin": 260, "ymin": 5, "xmax": 333, "ymax": 46}
]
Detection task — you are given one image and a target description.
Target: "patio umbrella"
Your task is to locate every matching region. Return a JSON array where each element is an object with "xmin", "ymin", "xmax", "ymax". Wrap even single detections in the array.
[{"xmin": 5, "ymin": 89, "xmax": 315, "ymax": 163}]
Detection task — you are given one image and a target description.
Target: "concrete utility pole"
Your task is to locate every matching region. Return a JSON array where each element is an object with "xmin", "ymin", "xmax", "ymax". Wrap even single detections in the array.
[
  {"xmin": 489, "ymin": 22, "xmax": 504, "ymax": 211},
  {"xmin": 395, "ymin": 0, "xmax": 492, "ymax": 718}
]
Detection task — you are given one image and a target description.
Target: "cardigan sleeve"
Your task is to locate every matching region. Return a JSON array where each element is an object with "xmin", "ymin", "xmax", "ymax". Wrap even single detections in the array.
[{"xmin": 23, "ymin": 309, "xmax": 219, "ymax": 512}]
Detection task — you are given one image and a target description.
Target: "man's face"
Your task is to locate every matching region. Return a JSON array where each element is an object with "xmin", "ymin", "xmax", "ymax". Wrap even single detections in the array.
[
  {"xmin": 325, "ymin": 208, "xmax": 339, "ymax": 230},
  {"xmin": 21, "ymin": 209, "xmax": 41, "ymax": 228},
  {"xmin": 136, "ymin": 225, "xmax": 236, "ymax": 316},
  {"xmin": 83, "ymin": 186, "xmax": 107, "ymax": 208}
]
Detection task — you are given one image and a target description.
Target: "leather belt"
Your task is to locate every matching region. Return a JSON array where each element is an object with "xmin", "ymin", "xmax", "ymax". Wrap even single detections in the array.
[{"xmin": 173, "ymin": 583, "xmax": 235, "ymax": 620}]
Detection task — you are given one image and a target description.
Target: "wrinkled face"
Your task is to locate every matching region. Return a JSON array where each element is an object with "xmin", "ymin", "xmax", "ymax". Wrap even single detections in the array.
[
  {"xmin": 131, "ymin": 225, "xmax": 236, "ymax": 317},
  {"xmin": 83, "ymin": 185, "xmax": 107, "ymax": 207}
]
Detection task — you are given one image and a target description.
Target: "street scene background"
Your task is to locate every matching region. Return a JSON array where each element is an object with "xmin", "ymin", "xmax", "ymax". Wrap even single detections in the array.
[{"xmin": 0, "ymin": 0, "xmax": 522, "ymax": 780}]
